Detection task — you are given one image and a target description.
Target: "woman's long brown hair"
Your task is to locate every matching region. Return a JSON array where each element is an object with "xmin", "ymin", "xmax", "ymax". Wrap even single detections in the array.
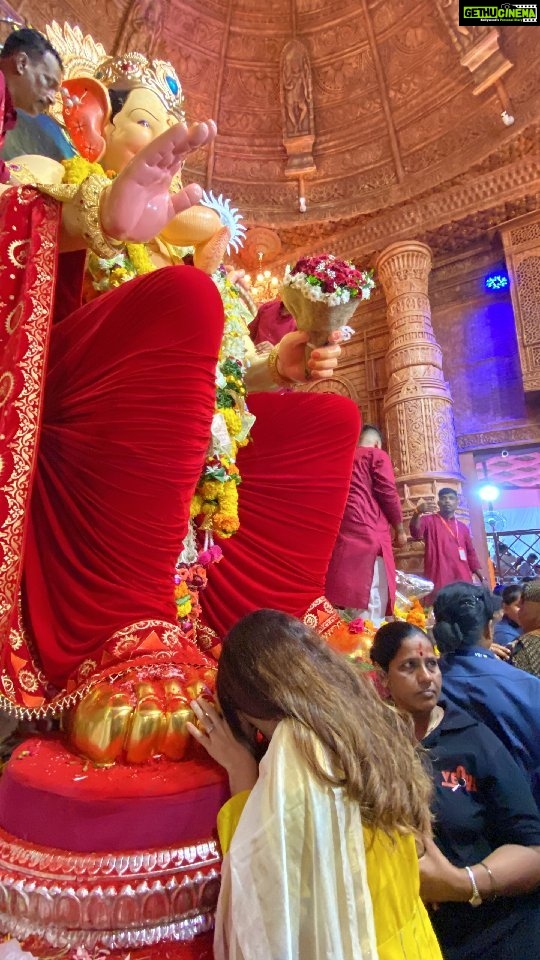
[{"xmin": 217, "ymin": 609, "xmax": 432, "ymax": 836}]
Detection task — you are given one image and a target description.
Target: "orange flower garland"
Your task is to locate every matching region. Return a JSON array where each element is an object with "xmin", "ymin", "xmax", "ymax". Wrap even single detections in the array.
[{"xmin": 406, "ymin": 598, "xmax": 428, "ymax": 630}]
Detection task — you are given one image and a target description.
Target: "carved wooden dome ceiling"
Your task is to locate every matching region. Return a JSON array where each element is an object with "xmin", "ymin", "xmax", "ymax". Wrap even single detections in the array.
[{"xmin": 12, "ymin": 0, "xmax": 540, "ymax": 266}]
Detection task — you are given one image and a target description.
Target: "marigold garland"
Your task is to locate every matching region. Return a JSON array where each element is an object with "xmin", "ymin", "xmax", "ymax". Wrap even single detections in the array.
[
  {"xmin": 405, "ymin": 597, "xmax": 428, "ymax": 630},
  {"xmin": 394, "ymin": 596, "xmax": 428, "ymax": 631},
  {"xmin": 188, "ymin": 269, "xmax": 253, "ymax": 541}
]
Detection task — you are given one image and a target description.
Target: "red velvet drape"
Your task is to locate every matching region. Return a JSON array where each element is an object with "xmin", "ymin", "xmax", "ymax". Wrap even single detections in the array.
[
  {"xmin": 200, "ymin": 391, "xmax": 360, "ymax": 637},
  {"xmin": 18, "ymin": 257, "xmax": 360, "ymax": 692},
  {"xmin": 22, "ymin": 265, "xmax": 224, "ymax": 689}
]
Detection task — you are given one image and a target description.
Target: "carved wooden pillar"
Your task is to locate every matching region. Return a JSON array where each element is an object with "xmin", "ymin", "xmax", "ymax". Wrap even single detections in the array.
[
  {"xmin": 376, "ymin": 241, "xmax": 466, "ymax": 573},
  {"xmin": 499, "ymin": 211, "xmax": 540, "ymax": 394}
]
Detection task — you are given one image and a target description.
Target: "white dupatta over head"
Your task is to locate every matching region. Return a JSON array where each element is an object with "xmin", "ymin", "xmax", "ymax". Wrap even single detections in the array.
[{"xmin": 214, "ymin": 719, "xmax": 379, "ymax": 960}]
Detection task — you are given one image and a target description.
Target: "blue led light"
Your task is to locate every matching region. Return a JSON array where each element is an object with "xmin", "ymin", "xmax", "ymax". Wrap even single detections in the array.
[
  {"xmin": 485, "ymin": 273, "xmax": 509, "ymax": 291},
  {"xmin": 478, "ymin": 483, "xmax": 500, "ymax": 502}
]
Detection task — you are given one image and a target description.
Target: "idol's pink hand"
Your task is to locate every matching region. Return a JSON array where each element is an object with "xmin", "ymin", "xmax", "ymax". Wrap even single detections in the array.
[{"xmin": 100, "ymin": 120, "xmax": 217, "ymax": 243}]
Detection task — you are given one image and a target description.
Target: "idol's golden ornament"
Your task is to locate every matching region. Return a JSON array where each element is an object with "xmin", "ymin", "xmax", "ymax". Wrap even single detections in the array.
[{"xmin": 68, "ymin": 670, "xmax": 215, "ymax": 766}]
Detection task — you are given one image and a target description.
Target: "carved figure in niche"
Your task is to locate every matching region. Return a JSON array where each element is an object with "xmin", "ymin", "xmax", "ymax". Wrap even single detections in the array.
[
  {"xmin": 435, "ymin": 0, "xmax": 493, "ymax": 54},
  {"xmin": 123, "ymin": 0, "xmax": 164, "ymax": 58},
  {"xmin": 280, "ymin": 39, "xmax": 313, "ymax": 139}
]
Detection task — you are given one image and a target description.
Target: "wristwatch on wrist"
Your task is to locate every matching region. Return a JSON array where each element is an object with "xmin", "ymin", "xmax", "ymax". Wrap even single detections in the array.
[{"xmin": 465, "ymin": 865, "xmax": 482, "ymax": 907}]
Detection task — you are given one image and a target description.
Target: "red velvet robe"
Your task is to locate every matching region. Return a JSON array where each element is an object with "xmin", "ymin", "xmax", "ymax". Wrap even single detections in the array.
[
  {"xmin": 325, "ymin": 447, "xmax": 402, "ymax": 614},
  {"xmin": 0, "ymin": 188, "xmax": 360, "ymax": 709}
]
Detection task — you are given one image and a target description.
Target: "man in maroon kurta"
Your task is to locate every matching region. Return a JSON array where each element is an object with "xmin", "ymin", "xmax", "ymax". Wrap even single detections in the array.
[
  {"xmin": 325, "ymin": 425, "xmax": 406, "ymax": 623},
  {"xmin": 410, "ymin": 487, "xmax": 486, "ymax": 600}
]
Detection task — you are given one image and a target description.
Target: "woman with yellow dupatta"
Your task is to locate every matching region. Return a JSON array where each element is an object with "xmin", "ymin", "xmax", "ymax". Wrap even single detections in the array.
[{"xmin": 189, "ymin": 609, "xmax": 442, "ymax": 960}]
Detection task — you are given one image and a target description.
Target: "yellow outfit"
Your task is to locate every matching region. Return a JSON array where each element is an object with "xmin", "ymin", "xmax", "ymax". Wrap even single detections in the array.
[
  {"xmin": 363, "ymin": 829, "xmax": 441, "ymax": 959},
  {"xmin": 217, "ymin": 728, "xmax": 441, "ymax": 960}
]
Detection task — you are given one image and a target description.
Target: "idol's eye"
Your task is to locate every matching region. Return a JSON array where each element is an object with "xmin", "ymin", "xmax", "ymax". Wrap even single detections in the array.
[{"xmin": 137, "ymin": 119, "xmax": 151, "ymax": 128}]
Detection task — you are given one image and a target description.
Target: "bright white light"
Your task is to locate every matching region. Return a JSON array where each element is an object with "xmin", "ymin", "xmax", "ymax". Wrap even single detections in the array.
[{"xmin": 479, "ymin": 483, "xmax": 500, "ymax": 502}]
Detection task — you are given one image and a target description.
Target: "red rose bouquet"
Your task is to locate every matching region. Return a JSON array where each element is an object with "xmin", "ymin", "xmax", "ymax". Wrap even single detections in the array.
[{"xmin": 281, "ymin": 254, "xmax": 375, "ymax": 347}]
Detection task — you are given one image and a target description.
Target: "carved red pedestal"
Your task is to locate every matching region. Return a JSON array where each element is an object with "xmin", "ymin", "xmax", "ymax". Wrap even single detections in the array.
[{"xmin": 0, "ymin": 737, "xmax": 228, "ymax": 954}]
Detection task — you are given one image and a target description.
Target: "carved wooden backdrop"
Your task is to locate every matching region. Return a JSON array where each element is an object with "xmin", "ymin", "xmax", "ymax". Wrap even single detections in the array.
[{"xmin": 7, "ymin": 0, "xmax": 540, "ymax": 271}]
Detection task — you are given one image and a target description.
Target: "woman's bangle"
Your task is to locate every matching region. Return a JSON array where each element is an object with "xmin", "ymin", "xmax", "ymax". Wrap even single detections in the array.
[
  {"xmin": 267, "ymin": 347, "xmax": 295, "ymax": 388},
  {"xmin": 477, "ymin": 860, "xmax": 497, "ymax": 898}
]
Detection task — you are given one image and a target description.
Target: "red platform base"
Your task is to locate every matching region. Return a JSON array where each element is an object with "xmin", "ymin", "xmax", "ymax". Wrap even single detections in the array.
[
  {"xmin": 10, "ymin": 933, "xmax": 215, "ymax": 959},
  {"xmin": 0, "ymin": 737, "xmax": 228, "ymax": 952},
  {"xmin": 0, "ymin": 737, "xmax": 229, "ymax": 851}
]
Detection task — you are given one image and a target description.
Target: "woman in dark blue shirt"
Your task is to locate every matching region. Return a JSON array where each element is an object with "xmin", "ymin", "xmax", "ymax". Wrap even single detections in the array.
[
  {"xmin": 433, "ymin": 581, "xmax": 540, "ymax": 806},
  {"xmin": 371, "ymin": 620, "xmax": 540, "ymax": 960}
]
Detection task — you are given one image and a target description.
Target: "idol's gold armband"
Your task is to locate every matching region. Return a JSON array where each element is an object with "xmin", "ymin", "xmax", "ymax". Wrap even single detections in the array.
[{"xmin": 39, "ymin": 174, "xmax": 121, "ymax": 259}]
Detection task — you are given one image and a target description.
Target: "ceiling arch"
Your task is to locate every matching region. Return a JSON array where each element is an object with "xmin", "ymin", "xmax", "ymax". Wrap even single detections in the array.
[{"xmin": 10, "ymin": 0, "xmax": 540, "ymax": 262}]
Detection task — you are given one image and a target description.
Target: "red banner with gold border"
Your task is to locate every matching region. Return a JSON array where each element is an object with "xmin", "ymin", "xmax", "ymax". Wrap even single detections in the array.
[{"xmin": 0, "ymin": 185, "xmax": 60, "ymax": 713}]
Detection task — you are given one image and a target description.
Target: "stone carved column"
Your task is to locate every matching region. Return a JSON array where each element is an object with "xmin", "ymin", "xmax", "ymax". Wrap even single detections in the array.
[
  {"xmin": 499, "ymin": 211, "xmax": 540, "ymax": 394},
  {"xmin": 376, "ymin": 241, "xmax": 466, "ymax": 573}
]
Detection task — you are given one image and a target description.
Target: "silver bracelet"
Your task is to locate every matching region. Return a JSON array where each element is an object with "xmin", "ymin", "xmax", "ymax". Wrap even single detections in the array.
[{"xmin": 464, "ymin": 865, "xmax": 482, "ymax": 907}]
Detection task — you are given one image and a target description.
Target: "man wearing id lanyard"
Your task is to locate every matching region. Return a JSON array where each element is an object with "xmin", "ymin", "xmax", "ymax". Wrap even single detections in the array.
[{"xmin": 410, "ymin": 488, "xmax": 486, "ymax": 601}]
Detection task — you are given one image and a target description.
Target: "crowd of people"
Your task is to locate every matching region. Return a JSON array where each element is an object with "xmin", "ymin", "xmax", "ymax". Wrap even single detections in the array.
[
  {"xmin": 1, "ymin": 25, "xmax": 539, "ymax": 960},
  {"xmin": 191, "ymin": 578, "xmax": 540, "ymax": 959},
  {"xmin": 189, "ymin": 438, "xmax": 540, "ymax": 958},
  {"xmin": 190, "ymin": 436, "xmax": 540, "ymax": 958}
]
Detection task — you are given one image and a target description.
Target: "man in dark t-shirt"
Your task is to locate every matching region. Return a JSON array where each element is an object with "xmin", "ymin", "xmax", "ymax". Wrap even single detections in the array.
[{"xmin": 0, "ymin": 28, "xmax": 62, "ymax": 183}]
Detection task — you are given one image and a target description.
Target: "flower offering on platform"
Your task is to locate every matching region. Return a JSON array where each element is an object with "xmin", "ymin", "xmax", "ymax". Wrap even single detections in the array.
[
  {"xmin": 280, "ymin": 254, "xmax": 375, "ymax": 348},
  {"xmin": 405, "ymin": 597, "xmax": 428, "ymax": 630},
  {"xmin": 325, "ymin": 614, "xmax": 380, "ymax": 658}
]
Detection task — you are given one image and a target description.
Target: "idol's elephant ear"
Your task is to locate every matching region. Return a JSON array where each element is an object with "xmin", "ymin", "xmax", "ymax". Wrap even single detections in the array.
[{"xmin": 61, "ymin": 77, "xmax": 111, "ymax": 163}]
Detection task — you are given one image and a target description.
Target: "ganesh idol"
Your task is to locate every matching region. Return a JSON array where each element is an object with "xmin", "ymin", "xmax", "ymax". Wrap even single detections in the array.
[{"xmin": 0, "ymin": 22, "xmax": 361, "ymax": 950}]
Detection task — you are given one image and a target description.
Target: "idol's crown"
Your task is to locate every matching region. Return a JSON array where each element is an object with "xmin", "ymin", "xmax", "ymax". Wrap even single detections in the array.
[{"xmin": 95, "ymin": 52, "xmax": 185, "ymax": 121}]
